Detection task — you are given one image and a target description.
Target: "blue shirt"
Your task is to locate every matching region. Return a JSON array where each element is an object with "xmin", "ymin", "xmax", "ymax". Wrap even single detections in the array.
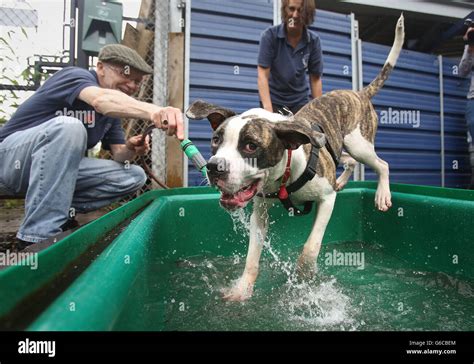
[
  {"xmin": 258, "ymin": 24, "xmax": 323, "ymax": 107},
  {"xmin": 0, "ymin": 67, "xmax": 125, "ymax": 149}
]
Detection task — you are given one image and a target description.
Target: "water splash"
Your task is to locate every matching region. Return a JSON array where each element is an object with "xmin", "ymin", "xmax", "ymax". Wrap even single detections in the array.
[
  {"xmin": 263, "ymin": 242, "xmax": 357, "ymax": 330},
  {"xmin": 264, "ymin": 239, "xmax": 294, "ymax": 285},
  {"xmin": 229, "ymin": 209, "xmax": 251, "ymax": 237},
  {"xmin": 280, "ymin": 277, "xmax": 358, "ymax": 330},
  {"xmin": 223, "ymin": 203, "xmax": 357, "ymax": 330}
]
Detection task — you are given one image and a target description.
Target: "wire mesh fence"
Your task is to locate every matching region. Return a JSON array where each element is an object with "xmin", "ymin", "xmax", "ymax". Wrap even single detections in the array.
[
  {"xmin": 0, "ymin": 0, "xmax": 167, "ymax": 247},
  {"xmin": 0, "ymin": 1, "xmax": 38, "ymax": 124},
  {"xmin": 118, "ymin": 0, "xmax": 160, "ymax": 201},
  {"xmin": 1, "ymin": 0, "xmax": 162, "ymax": 204},
  {"xmin": 106, "ymin": 82, "xmax": 157, "ymax": 202},
  {"xmin": 81, "ymin": 1, "xmax": 162, "ymax": 202}
]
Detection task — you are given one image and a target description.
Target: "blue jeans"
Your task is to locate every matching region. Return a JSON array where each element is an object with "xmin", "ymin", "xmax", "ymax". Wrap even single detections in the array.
[{"xmin": 0, "ymin": 116, "xmax": 146, "ymax": 243}]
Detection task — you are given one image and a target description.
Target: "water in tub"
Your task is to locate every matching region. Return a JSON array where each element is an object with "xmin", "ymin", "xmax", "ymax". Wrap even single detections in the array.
[{"xmin": 141, "ymin": 209, "xmax": 473, "ymax": 331}]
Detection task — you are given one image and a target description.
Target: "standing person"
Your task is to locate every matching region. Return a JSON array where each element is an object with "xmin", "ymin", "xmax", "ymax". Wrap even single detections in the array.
[
  {"xmin": 257, "ymin": 0, "xmax": 356, "ymax": 189},
  {"xmin": 459, "ymin": 26, "xmax": 474, "ymax": 189},
  {"xmin": 257, "ymin": 0, "xmax": 322, "ymax": 115},
  {"xmin": 0, "ymin": 44, "xmax": 184, "ymax": 248}
]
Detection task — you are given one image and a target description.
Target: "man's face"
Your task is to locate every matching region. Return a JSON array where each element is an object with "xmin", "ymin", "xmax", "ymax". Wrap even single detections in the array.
[
  {"xmin": 97, "ymin": 62, "xmax": 145, "ymax": 96},
  {"xmin": 285, "ymin": 0, "xmax": 304, "ymax": 30}
]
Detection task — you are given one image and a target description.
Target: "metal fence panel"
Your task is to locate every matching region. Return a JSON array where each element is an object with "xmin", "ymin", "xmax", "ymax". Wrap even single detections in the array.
[
  {"xmin": 187, "ymin": 3, "xmax": 353, "ymax": 186},
  {"xmin": 362, "ymin": 42, "xmax": 443, "ymax": 186},
  {"xmin": 188, "ymin": 2, "xmax": 471, "ymax": 188},
  {"xmin": 188, "ymin": 0, "xmax": 273, "ymax": 186},
  {"xmin": 442, "ymin": 57, "xmax": 471, "ymax": 188}
]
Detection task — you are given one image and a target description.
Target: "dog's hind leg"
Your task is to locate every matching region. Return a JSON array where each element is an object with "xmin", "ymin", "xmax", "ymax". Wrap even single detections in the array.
[
  {"xmin": 222, "ymin": 198, "xmax": 268, "ymax": 301},
  {"xmin": 343, "ymin": 126, "xmax": 392, "ymax": 211},
  {"xmin": 336, "ymin": 152, "xmax": 357, "ymax": 191},
  {"xmin": 296, "ymin": 190, "xmax": 337, "ymax": 279}
]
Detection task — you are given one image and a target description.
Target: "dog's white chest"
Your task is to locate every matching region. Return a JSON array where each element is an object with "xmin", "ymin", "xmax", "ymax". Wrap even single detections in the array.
[{"xmin": 290, "ymin": 175, "xmax": 335, "ymax": 204}]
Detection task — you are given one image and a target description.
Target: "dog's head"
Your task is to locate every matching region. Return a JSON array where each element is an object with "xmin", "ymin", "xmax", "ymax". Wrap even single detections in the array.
[{"xmin": 186, "ymin": 100, "xmax": 326, "ymax": 210}]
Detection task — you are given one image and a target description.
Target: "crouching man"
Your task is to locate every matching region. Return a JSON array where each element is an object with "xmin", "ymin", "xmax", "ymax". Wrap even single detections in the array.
[{"xmin": 0, "ymin": 44, "xmax": 184, "ymax": 247}]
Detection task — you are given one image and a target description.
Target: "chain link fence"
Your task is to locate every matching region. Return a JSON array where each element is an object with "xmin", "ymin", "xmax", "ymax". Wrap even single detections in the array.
[
  {"xmin": 94, "ymin": 0, "xmax": 165, "ymax": 202},
  {"xmin": 110, "ymin": 0, "xmax": 164, "ymax": 201},
  {"xmin": 0, "ymin": 0, "xmax": 164, "ymax": 222},
  {"xmin": 0, "ymin": 1, "xmax": 39, "ymax": 125}
]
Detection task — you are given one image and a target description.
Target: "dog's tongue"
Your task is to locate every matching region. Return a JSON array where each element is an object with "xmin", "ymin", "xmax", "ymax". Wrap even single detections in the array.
[{"xmin": 220, "ymin": 183, "xmax": 258, "ymax": 208}]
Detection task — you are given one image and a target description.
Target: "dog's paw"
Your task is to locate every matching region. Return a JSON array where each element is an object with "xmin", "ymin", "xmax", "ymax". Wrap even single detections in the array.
[
  {"xmin": 222, "ymin": 280, "xmax": 254, "ymax": 302},
  {"xmin": 336, "ymin": 156, "xmax": 356, "ymax": 191},
  {"xmin": 335, "ymin": 175, "xmax": 349, "ymax": 191},
  {"xmin": 375, "ymin": 187, "xmax": 392, "ymax": 212},
  {"xmin": 296, "ymin": 253, "xmax": 318, "ymax": 281}
]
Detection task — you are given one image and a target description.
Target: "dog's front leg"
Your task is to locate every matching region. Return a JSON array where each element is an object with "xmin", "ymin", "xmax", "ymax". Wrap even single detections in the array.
[
  {"xmin": 223, "ymin": 199, "xmax": 268, "ymax": 301},
  {"xmin": 297, "ymin": 191, "xmax": 337, "ymax": 279}
]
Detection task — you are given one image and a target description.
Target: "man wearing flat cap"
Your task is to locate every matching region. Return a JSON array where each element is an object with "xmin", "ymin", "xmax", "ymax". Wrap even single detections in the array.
[{"xmin": 0, "ymin": 44, "xmax": 184, "ymax": 247}]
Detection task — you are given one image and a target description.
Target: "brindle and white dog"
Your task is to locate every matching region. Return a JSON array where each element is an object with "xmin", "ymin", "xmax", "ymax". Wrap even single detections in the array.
[{"xmin": 186, "ymin": 15, "xmax": 404, "ymax": 301}]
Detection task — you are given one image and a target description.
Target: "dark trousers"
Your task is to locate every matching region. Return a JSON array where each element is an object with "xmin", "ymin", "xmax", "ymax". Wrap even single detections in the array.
[{"xmin": 259, "ymin": 102, "xmax": 306, "ymax": 115}]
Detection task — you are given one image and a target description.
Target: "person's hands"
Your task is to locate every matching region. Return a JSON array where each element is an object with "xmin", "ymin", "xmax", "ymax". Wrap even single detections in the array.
[
  {"xmin": 463, "ymin": 27, "xmax": 474, "ymax": 41},
  {"xmin": 463, "ymin": 27, "xmax": 474, "ymax": 52},
  {"xmin": 126, "ymin": 135, "xmax": 150, "ymax": 156},
  {"xmin": 150, "ymin": 106, "xmax": 185, "ymax": 140}
]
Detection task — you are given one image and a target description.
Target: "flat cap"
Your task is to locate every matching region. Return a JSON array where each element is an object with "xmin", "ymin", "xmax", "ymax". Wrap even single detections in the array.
[{"xmin": 98, "ymin": 44, "xmax": 153, "ymax": 75}]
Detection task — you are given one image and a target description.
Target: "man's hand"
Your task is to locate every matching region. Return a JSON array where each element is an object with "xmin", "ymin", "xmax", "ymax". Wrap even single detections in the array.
[
  {"xmin": 151, "ymin": 106, "xmax": 185, "ymax": 140},
  {"xmin": 126, "ymin": 135, "xmax": 150, "ymax": 156}
]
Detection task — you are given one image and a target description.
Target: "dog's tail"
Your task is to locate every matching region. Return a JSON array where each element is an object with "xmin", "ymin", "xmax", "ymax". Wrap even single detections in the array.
[{"xmin": 362, "ymin": 14, "xmax": 405, "ymax": 99}]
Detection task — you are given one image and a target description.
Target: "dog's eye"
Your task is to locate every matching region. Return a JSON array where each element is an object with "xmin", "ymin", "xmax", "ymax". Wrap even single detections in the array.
[
  {"xmin": 212, "ymin": 136, "xmax": 221, "ymax": 145},
  {"xmin": 244, "ymin": 142, "xmax": 258, "ymax": 153}
]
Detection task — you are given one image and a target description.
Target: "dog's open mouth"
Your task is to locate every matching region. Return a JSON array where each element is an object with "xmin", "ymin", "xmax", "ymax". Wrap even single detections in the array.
[{"xmin": 219, "ymin": 180, "xmax": 261, "ymax": 210}]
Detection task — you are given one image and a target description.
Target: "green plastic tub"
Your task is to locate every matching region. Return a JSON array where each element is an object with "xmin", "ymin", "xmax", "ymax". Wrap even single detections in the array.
[{"xmin": 1, "ymin": 182, "xmax": 473, "ymax": 331}]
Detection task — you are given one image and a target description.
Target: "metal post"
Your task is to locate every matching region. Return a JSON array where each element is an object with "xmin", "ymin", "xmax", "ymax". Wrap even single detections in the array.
[
  {"xmin": 183, "ymin": 0, "xmax": 191, "ymax": 186},
  {"xmin": 438, "ymin": 55, "xmax": 445, "ymax": 187},
  {"xmin": 357, "ymin": 37, "xmax": 365, "ymax": 181},
  {"xmin": 152, "ymin": 0, "xmax": 170, "ymax": 185},
  {"xmin": 350, "ymin": 13, "xmax": 359, "ymax": 181},
  {"xmin": 76, "ymin": 0, "xmax": 89, "ymax": 68},
  {"xmin": 67, "ymin": 0, "xmax": 76, "ymax": 65},
  {"xmin": 274, "ymin": 0, "xmax": 281, "ymax": 26},
  {"xmin": 351, "ymin": 13, "xmax": 365, "ymax": 181},
  {"xmin": 351, "ymin": 14, "xmax": 359, "ymax": 94}
]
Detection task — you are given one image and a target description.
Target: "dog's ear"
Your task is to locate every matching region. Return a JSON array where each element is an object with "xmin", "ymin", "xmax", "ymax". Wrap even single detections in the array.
[
  {"xmin": 186, "ymin": 100, "xmax": 236, "ymax": 130},
  {"xmin": 273, "ymin": 122, "xmax": 326, "ymax": 150}
]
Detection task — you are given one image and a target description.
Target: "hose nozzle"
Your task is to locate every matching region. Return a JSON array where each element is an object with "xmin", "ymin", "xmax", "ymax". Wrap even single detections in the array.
[{"xmin": 181, "ymin": 139, "xmax": 208, "ymax": 178}]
